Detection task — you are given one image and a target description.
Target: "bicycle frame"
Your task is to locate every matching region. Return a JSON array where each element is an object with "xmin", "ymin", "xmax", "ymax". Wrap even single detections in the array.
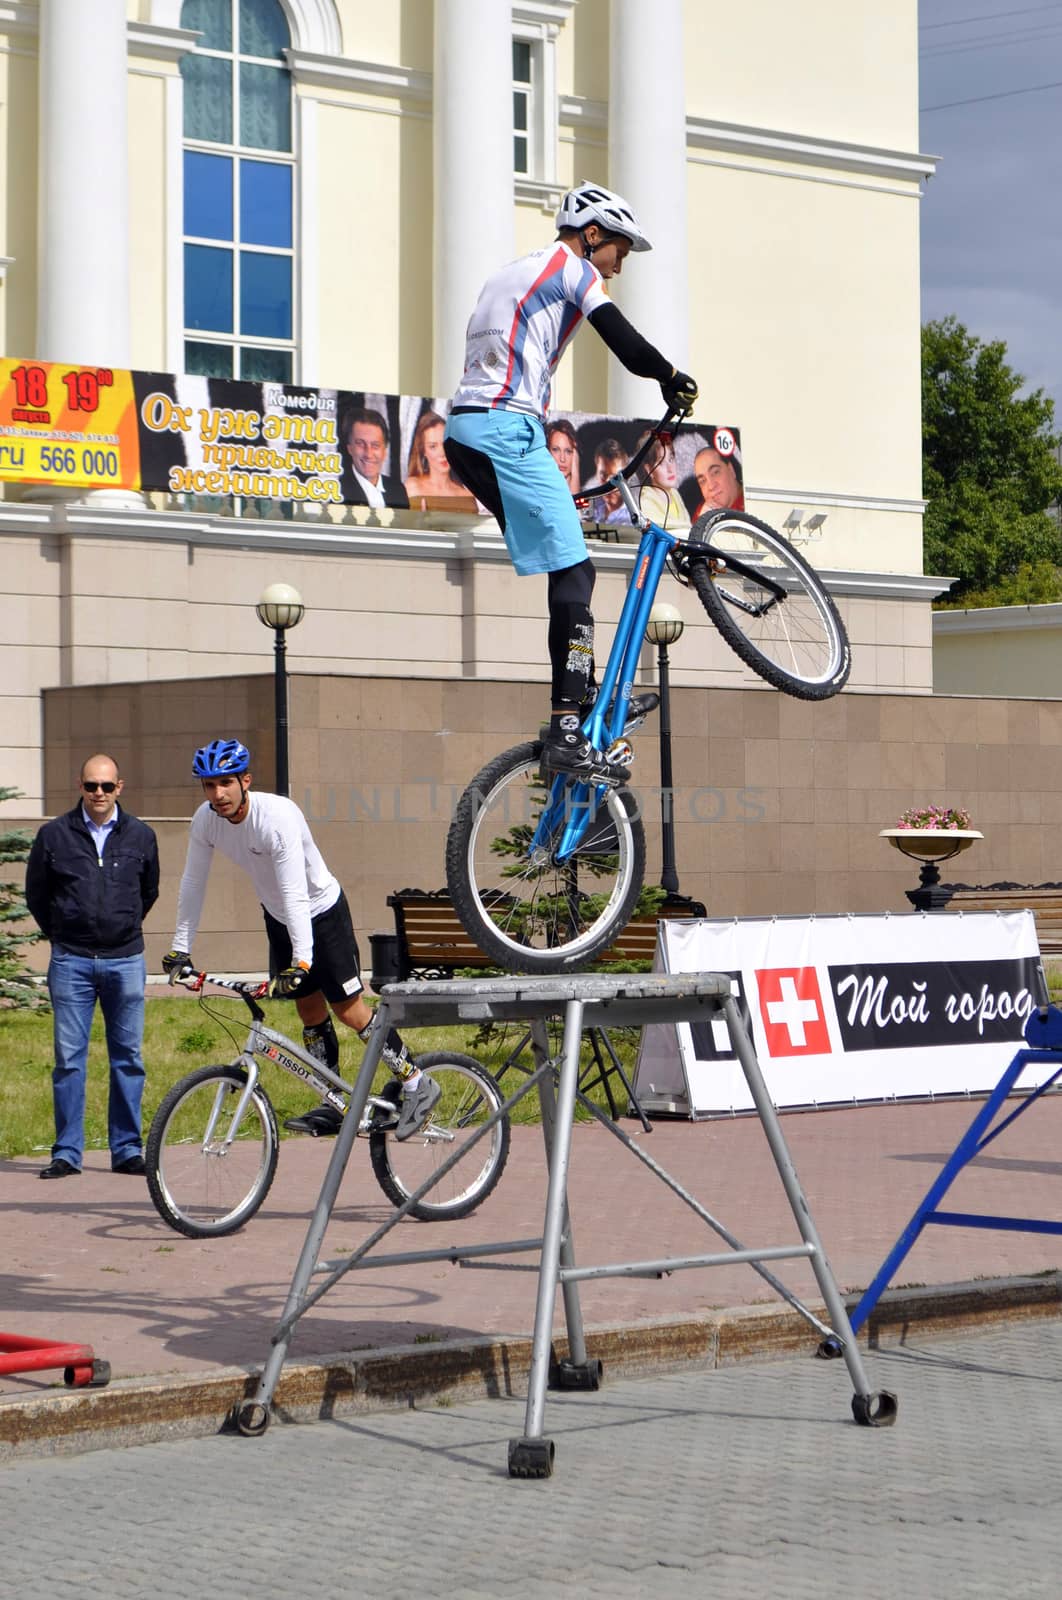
[
  {"xmin": 528, "ymin": 407, "xmax": 796, "ymax": 868},
  {"xmin": 176, "ymin": 971, "xmax": 397, "ymax": 1142},
  {"xmin": 532, "ymin": 512, "xmax": 680, "ymax": 865}
]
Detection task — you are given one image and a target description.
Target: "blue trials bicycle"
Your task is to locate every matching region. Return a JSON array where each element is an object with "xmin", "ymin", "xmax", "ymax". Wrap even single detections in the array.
[{"xmin": 444, "ymin": 404, "xmax": 851, "ymax": 973}]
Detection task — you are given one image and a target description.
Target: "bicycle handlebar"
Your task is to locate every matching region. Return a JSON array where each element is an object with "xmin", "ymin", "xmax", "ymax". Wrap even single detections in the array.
[
  {"xmin": 573, "ymin": 401, "xmax": 692, "ymax": 508},
  {"xmin": 174, "ymin": 966, "xmax": 269, "ymax": 1004}
]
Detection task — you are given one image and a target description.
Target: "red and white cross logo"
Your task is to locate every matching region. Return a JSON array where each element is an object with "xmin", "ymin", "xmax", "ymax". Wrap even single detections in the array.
[{"xmin": 755, "ymin": 967, "xmax": 832, "ymax": 1057}]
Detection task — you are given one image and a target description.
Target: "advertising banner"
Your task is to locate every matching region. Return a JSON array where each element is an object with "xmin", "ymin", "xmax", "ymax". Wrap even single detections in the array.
[
  {"xmin": 632, "ymin": 911, "xmax": 1048, "ymax": 1117},
  {"xmin": 0, "ymin": 359, "xmax": 142, "ymax": 492},
  {"xmin": 0, "ymin": 358, "xmax": 740, "ymax": 523}
]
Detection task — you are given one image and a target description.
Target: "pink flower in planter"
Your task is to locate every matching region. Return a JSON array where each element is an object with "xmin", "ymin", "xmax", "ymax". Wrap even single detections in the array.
[{"xmin": 895, "ymin": 804, "xmax": 972, "ymax": 832}]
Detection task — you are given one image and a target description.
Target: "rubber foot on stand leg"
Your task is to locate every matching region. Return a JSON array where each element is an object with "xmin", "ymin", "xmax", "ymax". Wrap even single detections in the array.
[
  {"xmin": 851, "ymin": 1390, "xmax": 899, "ymax": 1427},
  {"xmin": 508, "ymin": 1436, "xmax": 555, "ymax": 1478},
  {"xmin": 549, "ymin": 1358, "xmax": 603, "ymax": 1391},
  {"xmin": 233, "ymin": 1401, "xmax": 271, "ymax": 1437},
  {"xmin": 817, "ymin": 1335, "xmax": 844, "ymax": 1360}
]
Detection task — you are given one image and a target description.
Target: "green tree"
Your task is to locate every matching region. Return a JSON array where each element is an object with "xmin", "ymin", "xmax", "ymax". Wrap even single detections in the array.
[
  {"xmin": 0, "ymin": 788, "xmax": 47, "ymax": 1010},
  {"xmin": 922, "ymin": 316, "xmax": 1062, "ymax": 605}
]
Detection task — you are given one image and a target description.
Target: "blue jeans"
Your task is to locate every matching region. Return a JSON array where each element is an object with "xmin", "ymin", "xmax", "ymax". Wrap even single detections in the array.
[{"xmin": 47, "ymin": 949, "xmax": 147, "ymax": 1169}]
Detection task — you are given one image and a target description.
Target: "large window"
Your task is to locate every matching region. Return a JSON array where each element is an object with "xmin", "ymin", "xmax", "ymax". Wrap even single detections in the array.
[
  {"xmin": 513, "ymin": 40, "xmax": 533, "ymax": 176},
  {"xmin": 180, "ymin": 0, "xmax": 295, "ymax": 381}
]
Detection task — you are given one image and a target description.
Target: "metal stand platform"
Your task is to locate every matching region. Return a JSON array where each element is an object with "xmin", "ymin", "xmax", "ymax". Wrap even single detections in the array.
[
  {"xmin": 824, "ymin": 1004, "xmax": 1062, "ymax": 1352},
  {"xmin": 236, "ymin": 973, "xmax": 897, "ymax": 1472}
]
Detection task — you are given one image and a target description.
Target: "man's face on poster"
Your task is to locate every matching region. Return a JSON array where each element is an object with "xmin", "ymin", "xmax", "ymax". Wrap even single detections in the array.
[
  {"xmin": 349, "ymin": 422, "xmax": 387, "ymax": 485},
  {"xmin": 695, "ymin": 447, "xmax": 740, "ymax": 509}
]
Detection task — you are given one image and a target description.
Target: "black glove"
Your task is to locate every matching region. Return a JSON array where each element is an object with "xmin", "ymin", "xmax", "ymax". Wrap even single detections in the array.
[
  {"xmin": 162, "ymin": 949, "xmax": 191, "ymax": 985},
  {"xmin": 661, "ymin": 369, "xmax": 698, "ymax": 410},
  {"xmin": 271, "ymin": 962, "xmax": 310, "ymax": 998}
]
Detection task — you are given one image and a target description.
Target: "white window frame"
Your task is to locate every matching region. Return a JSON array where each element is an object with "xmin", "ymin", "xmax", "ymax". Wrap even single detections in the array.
[
  {"xmin": 154, "ymin": 0, "xmax": 341, "ymax": 380},
  {"xmin": 512, "ymin": 1, "xmax": 575, "ymax": 212}
]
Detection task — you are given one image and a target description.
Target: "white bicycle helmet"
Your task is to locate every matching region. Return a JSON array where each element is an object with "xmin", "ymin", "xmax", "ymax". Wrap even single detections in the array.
[{"xmin": 555, "ymin": 181, "xmax": 652, "ymax": 252}]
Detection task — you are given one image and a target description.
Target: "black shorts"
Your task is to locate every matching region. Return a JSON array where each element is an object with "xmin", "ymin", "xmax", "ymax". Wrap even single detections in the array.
[{"xmin": 262, "ymin": 889, "xmax": 363, "ymax": 1005}]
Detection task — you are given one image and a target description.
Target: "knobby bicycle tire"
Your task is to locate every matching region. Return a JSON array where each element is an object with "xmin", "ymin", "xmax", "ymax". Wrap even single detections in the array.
[
  {"xmin": 688, "ymin": 510, "xmax": 851, "ymax": 699},
  {"xmin": 146, "ymin": 1063, "xmax": 279, "ymax": 1238},
  {"xmin": 368, "ymin": 1053, "xmax": 510, "ymax": 1220},
  {"xmin": 445, "ymin": 741, "xmax": 646, "ymax": 973}
]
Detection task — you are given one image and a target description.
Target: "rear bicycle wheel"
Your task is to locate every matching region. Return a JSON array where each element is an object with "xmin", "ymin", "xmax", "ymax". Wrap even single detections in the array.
[
  {"xmin": 688, "ymin": 510, "xmax": 850, "ymax": 698},
  {"xmin": 446, "ymin": 741, "xmax": 646, "ymax": 973},
  {"xmin": 369, "ymin": 1053, "xmax": 510, "ymax": 1221},
  {"xmin": 146, "ymin": 1064, "xmax": 279, "ymax": 1238}
]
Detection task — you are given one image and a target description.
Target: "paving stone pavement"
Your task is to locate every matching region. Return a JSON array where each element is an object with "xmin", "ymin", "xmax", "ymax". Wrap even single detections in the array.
[
  {"xmin": 3, "ymin": 1317, "xmax": 1061, "ymax": 1600},
  {"xmin": 6, "ymin": 1095, "xmax": 1062, "ymax": 1397}
]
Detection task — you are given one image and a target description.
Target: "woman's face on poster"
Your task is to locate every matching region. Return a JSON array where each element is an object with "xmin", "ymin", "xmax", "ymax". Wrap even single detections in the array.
[
  {"xmin": 649, "ymin": 442, "xmax": 678, "ymax": 489},
  {"xmin": 422, "ymin": 421, "xmax": 446, "ymax": 470},
  {"xmin": 548, "ymin": 430, "xmax": 576, "ymax": 475}
]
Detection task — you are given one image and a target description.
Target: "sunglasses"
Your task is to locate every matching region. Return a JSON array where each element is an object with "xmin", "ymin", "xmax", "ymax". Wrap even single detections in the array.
[{"xmin": 82, "ymin": 781, "xmax": 118, "ymax": 794}]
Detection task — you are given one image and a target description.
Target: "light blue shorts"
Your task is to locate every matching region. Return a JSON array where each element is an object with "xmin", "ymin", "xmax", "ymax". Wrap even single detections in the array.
[{"xmin": 444, "ymin": 408, "xmax": 588, "ymax": 576}]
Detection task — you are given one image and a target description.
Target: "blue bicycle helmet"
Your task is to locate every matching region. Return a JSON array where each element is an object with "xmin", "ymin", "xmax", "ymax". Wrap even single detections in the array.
[{"xmin": 192, "ymin": 738, "xmax": 251, "ymax": 778}]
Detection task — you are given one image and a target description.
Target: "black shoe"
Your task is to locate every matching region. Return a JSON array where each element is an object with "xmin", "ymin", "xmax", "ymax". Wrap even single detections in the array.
[
  {"xmin": 621, "ymin": 690, "xmax": 660, "ymax": 732},
  {"xmin": 541, "ymin": 722, "xmax": 630, "ymax": 786},
  {"xmin": 40, "ymin": 1158, "xmax": 80, "ymax": 1180},
  {"xmin": 284, "ymin": 1103, "xmax": 344, "ymax": 1137},
  {"xmin": 112, "ymin": 1155, "xmax": 147, "ymax": 1175},
  {"xmin": 580, "ymin": 688, "xmax": 660, "ymax": 733}
]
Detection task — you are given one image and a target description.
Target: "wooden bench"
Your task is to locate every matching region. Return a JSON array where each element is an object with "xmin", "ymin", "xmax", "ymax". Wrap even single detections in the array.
[
  {"xmin": 942, "ymin": 883, "xmax": 1062, "ymax": 956},
  {"xmin": 371, "ymin": 886, "xmax": 707, "ymax": 987}
]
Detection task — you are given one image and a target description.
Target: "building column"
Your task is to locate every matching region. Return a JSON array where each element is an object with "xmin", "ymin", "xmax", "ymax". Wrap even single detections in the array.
[
  {"xmin": 608, "ymin": 0, "xmax": 689, "ymax": 419},
  {"xmin": 433, "ymin": 0, "xmax": 515, "ymax": 395},
  {"xmin": 37, "ymin": 0, "xmax": 131, "ymax": 367}
]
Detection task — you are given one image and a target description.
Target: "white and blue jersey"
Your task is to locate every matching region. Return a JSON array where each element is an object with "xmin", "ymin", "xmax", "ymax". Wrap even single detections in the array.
[{"xmin": 451, "ymin": 243, "xmax": 610, "ymax": 419}]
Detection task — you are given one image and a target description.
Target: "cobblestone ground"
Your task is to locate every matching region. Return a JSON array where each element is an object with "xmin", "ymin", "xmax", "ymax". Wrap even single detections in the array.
[{"xmin": 3, "ymin": 1321, "xmax": 1062, "ymax": 1599}]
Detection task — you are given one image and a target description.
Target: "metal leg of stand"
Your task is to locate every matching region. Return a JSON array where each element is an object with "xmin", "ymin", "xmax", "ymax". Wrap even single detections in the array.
[
  {"xmin": 723, "ymin": 997, "xmax": 897, "ymax": 1427},
  {"xmin": 235, "ymin": 1009, "xmax": 390, "ymax": 1436},
  {"xmin": 536, "ymin": 1021, "xmax": 589, "ymax": 1373},
  {"xmin": 590, "ymin": 1027, "xmax": 652, "ymax": 1133},
  {"xmin": 510, "ymin": 1001, "xmax": 585, "ymax": 1475}
]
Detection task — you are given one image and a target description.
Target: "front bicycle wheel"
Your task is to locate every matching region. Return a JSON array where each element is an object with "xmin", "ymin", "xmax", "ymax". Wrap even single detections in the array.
[
  {"xmin": 446, "ymin": 741, "xmax": 646, "ymax": 973},
  {"xmin": 146, "ymin": 1064, "xmax": 279, "ymax": 1239},
  {"xmin": 688, "ymin": 510, "xmax": 851, "ymax": 698},
  {"xmin": 368, "ymin": 1053, "xmax": 510, "ymax": 1221}
]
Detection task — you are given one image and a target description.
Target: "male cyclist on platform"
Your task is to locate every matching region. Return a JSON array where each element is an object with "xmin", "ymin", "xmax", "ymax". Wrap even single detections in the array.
[
  {"xmin": 444, "ymin": 180, "xmax": 698, "ymax": 786},
  {"xmin": 162, "ymin": 739, "xmax": 440, "ymax": 1141}
]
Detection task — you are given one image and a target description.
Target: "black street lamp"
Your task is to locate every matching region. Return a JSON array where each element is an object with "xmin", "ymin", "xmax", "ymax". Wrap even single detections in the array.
[
  {"xmin": 645, "ymin": 601, "xmax": 685, "ymax": 896},
  {"xmin": 255, "ymin": 582, "xmax": 305, "ymax": 797}
]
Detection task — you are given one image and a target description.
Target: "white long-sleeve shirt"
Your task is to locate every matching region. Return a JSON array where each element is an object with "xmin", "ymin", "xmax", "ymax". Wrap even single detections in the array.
[{"xmin": 173, "ymin": 791, "xmax": 340, "ymax": 967}]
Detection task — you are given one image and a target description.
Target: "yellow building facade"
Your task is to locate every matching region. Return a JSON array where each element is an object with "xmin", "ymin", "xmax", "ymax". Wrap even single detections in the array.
[{"xmin": 0, "ymin": 0, "xmax": 939, "ymax": 812}]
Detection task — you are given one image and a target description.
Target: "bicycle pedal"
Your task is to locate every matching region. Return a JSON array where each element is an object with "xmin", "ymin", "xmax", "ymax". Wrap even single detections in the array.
[{"xmin": 605, "ymin": 737, "xmax": 634, "ymax": 769}]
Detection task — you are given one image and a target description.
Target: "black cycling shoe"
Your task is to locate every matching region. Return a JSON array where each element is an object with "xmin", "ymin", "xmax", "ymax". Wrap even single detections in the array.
[
  {"xmin": 580, "ymin": 689, "xmax": 660, "ymax": 734},
  {"xmin": 541, "ymin": 724, "xmax": 630, "ymax": 786},
  {"xmin": 284, "ymin": 1103, "xmax": 343, "ymax": 1136},
  {"xmin": 620, "ymin": 690, "xmax": 660, "ymax": 732}
]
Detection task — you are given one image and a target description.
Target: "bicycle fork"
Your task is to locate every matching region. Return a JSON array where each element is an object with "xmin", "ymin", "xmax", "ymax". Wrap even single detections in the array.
[{"xmin": 204, "ymin": 1055, "xmax": 261, "ymax": 1153}]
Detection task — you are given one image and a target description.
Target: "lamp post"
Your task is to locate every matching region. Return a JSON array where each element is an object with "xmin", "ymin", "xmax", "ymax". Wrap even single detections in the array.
[
  {"xmin": 645, "ymin": 601, "xmax": 685, "ymax": 896},
  {"xmin": 255, "ymin": 582, "xmax": 305, "ymax": 797}
]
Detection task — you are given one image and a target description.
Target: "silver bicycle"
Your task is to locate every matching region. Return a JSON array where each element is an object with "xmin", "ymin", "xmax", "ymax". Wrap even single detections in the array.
[{"xmin": 146, "ymin": 969, "xmax": 510, "ymax": 1238}]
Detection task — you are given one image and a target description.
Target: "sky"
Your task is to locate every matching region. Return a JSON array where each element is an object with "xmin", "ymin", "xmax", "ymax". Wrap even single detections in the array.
[{"xmin": 918, "ymin": 0, "xmax": 1062, "ymax": 414}]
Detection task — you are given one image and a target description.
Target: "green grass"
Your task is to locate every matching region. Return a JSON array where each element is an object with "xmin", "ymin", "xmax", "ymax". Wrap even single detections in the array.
[{"xmin": 0, "ymin": 994, "xmax": 641, "ymax": 1159}]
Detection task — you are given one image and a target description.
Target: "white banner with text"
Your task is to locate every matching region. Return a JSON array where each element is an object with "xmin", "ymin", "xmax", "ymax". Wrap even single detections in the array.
[{"xmin": 632, "ymin": 911, "xmax": 1047, "ymax": 1117}]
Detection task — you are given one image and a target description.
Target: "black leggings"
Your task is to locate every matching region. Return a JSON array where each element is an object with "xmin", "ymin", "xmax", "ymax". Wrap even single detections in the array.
[
  {"xmin": 548, "ymin": 559, "xmax": 596, "ymax": 709},
  {"xmin": 445, "ymin": 434, "xmax": 595, "ymax": 710}
]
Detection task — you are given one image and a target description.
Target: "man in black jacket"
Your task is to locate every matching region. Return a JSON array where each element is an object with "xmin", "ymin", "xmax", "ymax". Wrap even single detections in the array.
[{"xmin": 25, "ymin": 754, "xmax": 160, "ymax": 1179}]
